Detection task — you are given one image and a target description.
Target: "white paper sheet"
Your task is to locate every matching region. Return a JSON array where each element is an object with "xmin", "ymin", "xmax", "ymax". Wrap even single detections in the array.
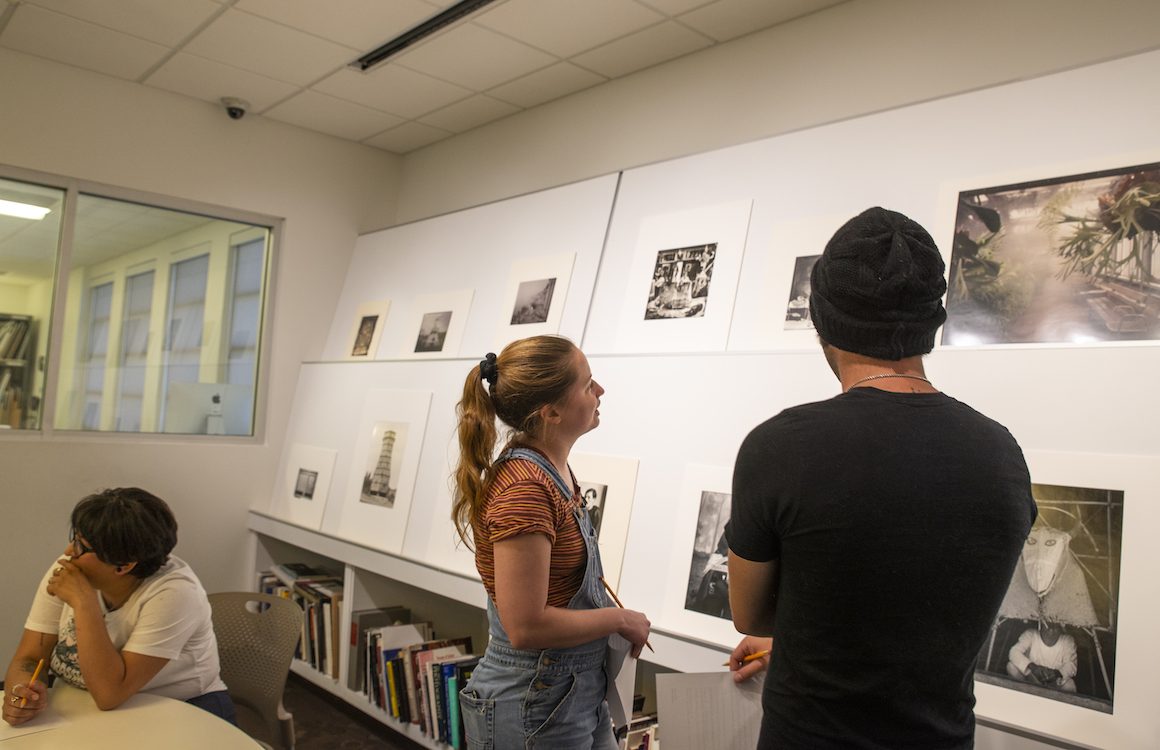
[
  {"xmin": 0, "ymin": 691, "xmax": 66, "ymax": 741},
  {"xmin": 604, "ymin": 633, "xmax": 636, "ymax": 730},
  {"xmin": 655, "ymin": 671, "xmax": 764, "ymax": 750}
]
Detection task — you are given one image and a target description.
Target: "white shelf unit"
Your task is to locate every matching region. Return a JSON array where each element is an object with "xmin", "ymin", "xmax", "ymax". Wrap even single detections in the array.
[{"xmin": 248, "ymin": 511, "xmax": 729, "ymax": 746}]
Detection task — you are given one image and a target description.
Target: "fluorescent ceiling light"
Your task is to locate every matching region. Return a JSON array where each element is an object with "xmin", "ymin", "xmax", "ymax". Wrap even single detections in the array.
[
  {"xmin": 0, "ymin": 199, "xmax": 51, "ymax": 220},
  {"xmin": 351, "ymin": 0, "xmax": 500, "ymax": 71}
]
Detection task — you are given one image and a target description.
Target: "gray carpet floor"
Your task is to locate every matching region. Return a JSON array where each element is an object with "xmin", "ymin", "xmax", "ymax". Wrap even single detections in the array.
[{"xmin": 237, "ymin": 673, "xmax": 426, "ymax": 750}]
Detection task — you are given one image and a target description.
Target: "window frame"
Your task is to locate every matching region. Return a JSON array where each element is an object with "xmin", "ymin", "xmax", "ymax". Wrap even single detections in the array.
[{"xmin": 0, "ymin": 162, "xmax": 281, "ymax": 443}]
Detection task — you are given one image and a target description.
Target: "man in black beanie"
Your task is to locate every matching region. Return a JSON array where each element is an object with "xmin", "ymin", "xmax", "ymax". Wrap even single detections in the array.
[{"xmin": 724, "ymin": 207, "xmax": 1036, "ymax": 749}]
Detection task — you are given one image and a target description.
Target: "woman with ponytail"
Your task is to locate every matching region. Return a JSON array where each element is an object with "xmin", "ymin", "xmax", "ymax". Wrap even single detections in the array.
[{"xmin": 453, "ymin": 335, "xmax": 650, "ymax": 749}]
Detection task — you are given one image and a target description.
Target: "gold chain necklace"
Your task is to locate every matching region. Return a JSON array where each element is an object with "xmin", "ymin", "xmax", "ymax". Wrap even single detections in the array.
[{"xmin": 848, "ymin": 373, "xmax": 932, "ymax": 389}]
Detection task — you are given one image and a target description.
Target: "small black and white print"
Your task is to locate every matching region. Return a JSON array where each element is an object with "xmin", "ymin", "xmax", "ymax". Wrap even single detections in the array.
[
  {"xmin": 351, "ymin": 314, "xmax": 378, "ymax": 356},
  {"xmin": 510, "ymin": 277, "xmax": 556, "ymax": 325},
  {"xmin": 414, "ymin": 310, "xmax": 452, "ymax": 353},
  {"xmin": 644, "ymin": 243, "xmax": 716, "ymax": 320},
  {"xmin": 578, "ymin": 481, "xmax": 608, "ymax": 537},
  {"xmin": 683, "ymin": 490, "xmax": 732, "ymax": 620},
  {"xmin": 784, "ymin": 254, "xmax": 820, "ymax": 330},
  {"xmin": 293, "ymin": 468, "xmax": 318, "ymax": 499}
]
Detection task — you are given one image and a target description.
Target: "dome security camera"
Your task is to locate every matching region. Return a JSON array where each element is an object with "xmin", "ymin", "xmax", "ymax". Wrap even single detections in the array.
[{"xmin": 220, "ymin": 97, "xmax": 250, "ymax": 120}]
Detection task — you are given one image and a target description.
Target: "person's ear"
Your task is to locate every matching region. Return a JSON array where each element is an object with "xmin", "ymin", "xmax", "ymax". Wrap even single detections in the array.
[
  {"xmin": 538, "ymin": 402, "xmax": 562, "ymax": 426},
  {"xmin": 115, "ymin": 562, "xmax": 137, "ymax": 575}
]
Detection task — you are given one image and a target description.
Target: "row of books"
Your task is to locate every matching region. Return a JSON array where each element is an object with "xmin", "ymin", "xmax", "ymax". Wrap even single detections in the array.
[
  {"xmin": 258, "ymin": 563, "xmax": 344, "ymax": 680},
  {"xmin": 0, "ymin": 318, "xmax": 32, "ymax": 361},
  {"xmin": 360, "ymin": 619, "xmax": 478, "ymax": 748}
]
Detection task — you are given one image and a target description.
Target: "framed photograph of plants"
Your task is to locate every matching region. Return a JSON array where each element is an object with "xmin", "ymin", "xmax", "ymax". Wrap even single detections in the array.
[{"xmin": 943, "ymin": 161, "xmax": 1160, "ymax": 347}]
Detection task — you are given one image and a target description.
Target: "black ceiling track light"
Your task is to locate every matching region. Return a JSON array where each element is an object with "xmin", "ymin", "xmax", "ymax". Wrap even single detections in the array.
[{"xmin": 351, "ymin": 0, "xmax": 501, "ymax": 72}]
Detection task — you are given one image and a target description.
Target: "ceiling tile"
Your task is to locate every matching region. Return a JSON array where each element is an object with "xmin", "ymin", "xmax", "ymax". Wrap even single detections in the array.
[
  {"xmin": 474, "ymin": 0, "xmax": 663, "ymax": 58},
  {"xmin": 488, "ymin": 62, "xmax": 605, "ymax": 108},
  {"xmin": 265, "ymin": 90, "xmax": 405, "ymax": 141},
  {"xmin": 393, "ymin": 22, "xmax": 557, "ymax": 91},
  {"xmin": 183, "ymin": 9, "xmax": 359, "ymax": 86},
  {"xmin": 635, "ymin": 0, "xmax": 717, "ymax": 14},
  {"xmin": 363, "ymin": 122, "xmax": 453, "ymax": 154},
  {"xmin": 314, "ymin": 65, "xmax": 472, "ymax": 120},
  {"xmin": 678, "ymin": 0, "xmax": 843, "ymax": 43},
  {"xmin": 235, "ymin": 0, "xmax": 439, "ymax": 52},
  {"xmin": 25, "ymin": 0, "xmax": 222, "ymax": 47},
  {"xmin": 145, "ymin": 53, "xmax": 299, "ymax": 111},
  {"xmin": 571, "ymin": 19, "xmax": 712, "ymax": 78},
  {"xmin": 418, "ymin": 94, "xmax": 520, "ymax": 134},
  {"xmin": 1, "ymin": 4, "xmax": 169, "ymax": 80}
]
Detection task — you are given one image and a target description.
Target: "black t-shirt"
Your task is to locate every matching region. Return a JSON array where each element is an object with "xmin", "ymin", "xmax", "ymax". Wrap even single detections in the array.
[{"xmin": 727, "ymin": 388, "xmax": 1036, "ymax": 750}]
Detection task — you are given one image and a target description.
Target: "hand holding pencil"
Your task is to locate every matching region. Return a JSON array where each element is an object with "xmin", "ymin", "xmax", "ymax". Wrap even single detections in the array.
[
  {"xmin": 3, "ymin": 657, "xmax": 47, "ymax": 727},
  {"xmin": 599, "ymin": 577, "xmax": 653, "ymax": 657},
  {"xmin": 727, "ymin": 636, "xmax": 772, "ymax": 683}
]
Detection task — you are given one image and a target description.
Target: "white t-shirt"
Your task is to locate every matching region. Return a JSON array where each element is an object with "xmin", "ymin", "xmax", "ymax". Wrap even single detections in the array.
[{"xmin": 24, "ymin": 556, "xmax": 227, "ymax": 701}]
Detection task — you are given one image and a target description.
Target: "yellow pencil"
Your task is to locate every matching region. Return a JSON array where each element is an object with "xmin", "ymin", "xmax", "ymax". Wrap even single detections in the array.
[
  {"xmin": 598, "ymin": 577, "xmax": 654, "ymax": 653},
  {"xmin": 722, "ymin": 649, "xmax": 770, "ymax": 667},
  {"xmin": 19, "ymin": 658, "xmax": 45, "ymax": 708}
]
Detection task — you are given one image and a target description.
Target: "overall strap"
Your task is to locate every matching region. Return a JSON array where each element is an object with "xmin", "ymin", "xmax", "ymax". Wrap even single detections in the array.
[{"xmin": 502, "ymin": 447, "xmax": 573, "ymax": 501}]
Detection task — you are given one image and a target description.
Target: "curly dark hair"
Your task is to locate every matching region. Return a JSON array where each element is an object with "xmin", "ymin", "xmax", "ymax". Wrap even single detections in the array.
[{"xmin": 70, "ymin": 488, "xmax": 177, "ymax": 578}]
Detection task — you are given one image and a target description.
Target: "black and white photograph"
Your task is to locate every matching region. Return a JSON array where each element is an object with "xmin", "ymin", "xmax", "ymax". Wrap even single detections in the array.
[
  {"xmin": 358, "ymin": 421, "xmax": 409, "ymax": 508},
  {"xmin": 350, "ymin": 314, "xmax": 378, "ymax": 356},
  {"xmin": 578, "ymin": 481, "xmax": 607, "ymax": 538},
  {"xmin": 975, "ymin": 482, "xmax": 1123, "ymax": 713},
  {"xmin": 293, "ymin": 468, "xmax": 318, "ymax": 499},
  {"xmin": 644, "ymin": 243, "xmax": 716, "ymax": 320},
  {"xmin": 784, "ymin": 254, "xmax": 821, "ymax": 330},
  {"xmin": 510, "ymin": 277, "xmax": 556, "ymax": 325},
  {"xmin": 683, "ymin": 490, "xmax": 732, "ymax": 620},
  {"xmin": 413, "ymin": 310, "xmax": 452, "ymax": 353},
  {"xmin": 944, "ymin": 162, "xmax": 1160, "ymax": 346}
]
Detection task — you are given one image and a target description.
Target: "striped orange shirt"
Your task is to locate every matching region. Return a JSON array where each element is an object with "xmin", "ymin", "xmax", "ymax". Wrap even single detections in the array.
[{"xmin": 473, "ymin": 452, "xmax": 586, "ymax": 608}]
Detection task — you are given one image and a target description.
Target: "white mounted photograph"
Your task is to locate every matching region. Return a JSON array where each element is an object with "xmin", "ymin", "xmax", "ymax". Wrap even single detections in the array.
[
  {"xmin": 496, "ymin": 253, "xmax": 575, "ymax": 347},
  {"xmin": 971, "ymin": 452, "xmax": 1160, "ymax": 750},
  {"xmin": 401, "ymin": 289, "xmax": 474, "ymax": 358},
  {"xmin": 569, "ymin": 452, "xmax": 640, "ymax": 591},
  {"xmin": 729, "ymin": 213, "xmax": 849, "ymax": 351},
  {"xmin": 662, "ymin": 464, "xmax": 740, "ymax": 647},
  {"xmin": 344, "ymin": 299, "xmax": 391, "ymax": 359},
  {"xmin": 617, "ymin": 200, "xmax": 752, "ymax": 353},
  {"xmin": 326, "ymin": 388, "xmax": 432, "ymax": 554},
  {"xmin": 268, "ymin": 443, "xmax": 338, "ymax": 531}
]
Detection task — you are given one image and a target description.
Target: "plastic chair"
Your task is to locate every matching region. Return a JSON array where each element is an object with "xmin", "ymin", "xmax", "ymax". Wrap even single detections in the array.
[{"xmin": 209, "ymin": 592, "xmax": 302, "ymax": 750}]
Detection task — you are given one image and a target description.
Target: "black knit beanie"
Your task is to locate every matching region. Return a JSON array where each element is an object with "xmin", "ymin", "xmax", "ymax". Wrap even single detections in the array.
[{"xmin": 809, "ymin": 207, "xmax": 947, "ymax": 360}]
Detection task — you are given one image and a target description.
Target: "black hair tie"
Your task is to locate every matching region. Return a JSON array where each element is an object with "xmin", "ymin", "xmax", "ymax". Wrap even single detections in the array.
[{"xmin": 479, "ymin": 352, "xmax": 498, "ymax": 386}]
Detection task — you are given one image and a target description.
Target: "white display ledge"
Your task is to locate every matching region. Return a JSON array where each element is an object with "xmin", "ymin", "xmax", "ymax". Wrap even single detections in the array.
[{"xmin": 248, "ymin": 511, "xmax": 488, "ymax": 609}]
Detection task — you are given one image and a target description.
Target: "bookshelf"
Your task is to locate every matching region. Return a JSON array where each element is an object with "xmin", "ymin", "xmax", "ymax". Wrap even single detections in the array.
[
  {"xmin": 248, "ymin": 511, "xmax": 728, "ymax": 748},
  {"xmin": 0, "ymin": 313, "xmax": 36, "ymax": 429}
]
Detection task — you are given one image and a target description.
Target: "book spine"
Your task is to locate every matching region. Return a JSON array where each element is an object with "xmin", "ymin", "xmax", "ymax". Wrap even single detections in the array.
[{"xmin": 448, "ymin": 674, "xmax": 462, "ymax": 750}]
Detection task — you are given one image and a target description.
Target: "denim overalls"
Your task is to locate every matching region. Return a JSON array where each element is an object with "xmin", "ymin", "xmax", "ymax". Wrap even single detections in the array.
[{"xmin": 459, "ymin": 448, "xmax": 617, "ymax": 750}]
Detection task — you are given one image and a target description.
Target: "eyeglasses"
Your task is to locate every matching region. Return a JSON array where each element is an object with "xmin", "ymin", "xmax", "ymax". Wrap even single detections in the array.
[{"xmin": 68, "ymin": 530, "xmax": 95, "ymax": 558}]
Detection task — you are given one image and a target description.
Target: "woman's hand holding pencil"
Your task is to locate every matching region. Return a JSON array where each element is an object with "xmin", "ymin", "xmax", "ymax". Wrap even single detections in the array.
[{"xmin": 599, "ymin": 577, "xmax": 654, "ymax": 658}]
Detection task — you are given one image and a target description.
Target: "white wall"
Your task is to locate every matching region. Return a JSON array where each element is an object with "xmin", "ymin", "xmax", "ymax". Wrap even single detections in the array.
[
  {"xmin": 396, "ymin": 0, "xmax": 1160, "ymax": 223},
  {"xmin": 0, "ymin": 48, "xmax": 403, "ymax": 647}
]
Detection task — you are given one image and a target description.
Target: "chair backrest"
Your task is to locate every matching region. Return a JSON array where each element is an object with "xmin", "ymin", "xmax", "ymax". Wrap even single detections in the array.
[{"xmin": 209, "ymin": 592, "xmax": 301, "ymax": 748}]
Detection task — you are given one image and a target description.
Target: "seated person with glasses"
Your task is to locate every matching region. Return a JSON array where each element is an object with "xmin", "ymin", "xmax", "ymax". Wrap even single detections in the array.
[{"xmin": 2, "ymin": 488, "xmax": 235, "ymax": 726}]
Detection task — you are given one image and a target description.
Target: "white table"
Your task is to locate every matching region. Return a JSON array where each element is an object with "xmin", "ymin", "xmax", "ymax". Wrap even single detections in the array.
[{"xmin": 1, "ymin": 684, "xmax": 261, "ymax": 748}]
